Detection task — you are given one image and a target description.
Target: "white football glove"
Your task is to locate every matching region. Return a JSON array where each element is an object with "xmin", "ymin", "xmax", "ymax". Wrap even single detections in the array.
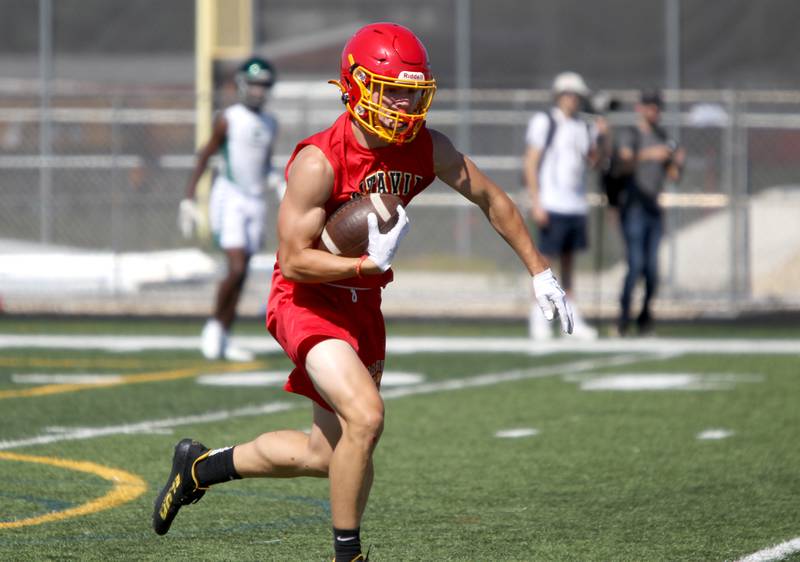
[
  {"xmin": 178, "ymin": 198, "xmax": 199, "ymax": 240},
  {"xmin": 532, "ymin": 268, "xmax": 574, "ymax": 334},
  {"xmin": 366, "ymin": 205, "xmax": 410, "ymax": 272}
]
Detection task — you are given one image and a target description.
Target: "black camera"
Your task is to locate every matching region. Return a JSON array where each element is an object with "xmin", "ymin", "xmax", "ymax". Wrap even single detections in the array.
[{"xmin": 587, "ymin": 92, "xmax": 621, "ymax": 114}]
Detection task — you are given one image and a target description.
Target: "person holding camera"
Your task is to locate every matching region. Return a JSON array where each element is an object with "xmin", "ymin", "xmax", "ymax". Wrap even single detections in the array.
[
  {"xmin": 615, "ymin": 89, "xmax": 686, "ymax": 336},
  {"xmin": 523, "ymin": 71, "xmax": 608, "ymax": 340}
]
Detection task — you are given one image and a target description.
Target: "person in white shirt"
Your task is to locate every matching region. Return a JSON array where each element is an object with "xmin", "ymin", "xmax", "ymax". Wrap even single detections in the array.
[
  {"xmin": 523, "ymin": 72, "xmax": 608, "ymax": 340},
  {"xmin": 179, "ymin": 57, "xmax": 281, "ymax": 361}
]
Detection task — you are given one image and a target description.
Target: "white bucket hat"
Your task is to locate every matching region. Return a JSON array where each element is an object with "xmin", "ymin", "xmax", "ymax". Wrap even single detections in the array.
[{"xmin": 552, "ymin": 71, "xmax": 590, "ymax": 96}]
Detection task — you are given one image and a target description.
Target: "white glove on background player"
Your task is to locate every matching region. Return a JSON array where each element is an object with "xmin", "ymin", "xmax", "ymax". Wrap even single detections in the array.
[
  {"xmin": 532, "ymin": 268, "xmax": 574, "ymax": 334},
  {"xmin": 366, "ymin": 205, "xmax": 410, "ymax": 272},
  {"xmin": 178, "ymin": 198, "xmax": 200, "ymax": 239}
]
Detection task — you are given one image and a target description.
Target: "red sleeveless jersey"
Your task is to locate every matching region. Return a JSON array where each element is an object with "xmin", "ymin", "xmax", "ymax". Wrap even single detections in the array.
[{"xmin": 274, "ymin": 112, "xmax": 436, "ymax": 289}]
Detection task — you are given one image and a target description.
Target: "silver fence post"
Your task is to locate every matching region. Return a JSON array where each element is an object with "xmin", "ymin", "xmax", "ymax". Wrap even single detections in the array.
[
  {"xmin": 733, "ymin": 93, "xmax": 751, "ymax": 301},
  {"xmin": 722, "ymin": 90, "xmax": 738, "ymax": 306},
  {"xmin": 455, "ymin": 0, "xmax": 472, "ymax": 259},
  {"xmin": 38, "ymin": 0, "xmax": 53, "ymax": 244},
  {"xmin": 110, "ymin": 96, "xmax": 122, "ymax": 296},
  {"xmin": 664, "ymin": 0, "xmax": 681, "ymax": 297}
]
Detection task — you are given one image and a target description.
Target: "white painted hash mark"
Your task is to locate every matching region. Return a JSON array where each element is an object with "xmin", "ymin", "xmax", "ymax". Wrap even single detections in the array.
[
  {"xmin": 736, "ymin": 537, "xmax": 800, "ymax": 562},
  {"xmin": 495, "ymin": 428, "xmax": 539, "ymax": 438},
  {"xmin": 578, "ymin": 373, "xmax": 762, "ymax": 392},
  {"xmin": 696, "ymin": 429, "xmax": 734, "ymax": 440}
]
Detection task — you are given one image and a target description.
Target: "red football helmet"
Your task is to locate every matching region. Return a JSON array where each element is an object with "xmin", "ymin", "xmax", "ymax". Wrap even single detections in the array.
[{"xmin": 331, "ymin": 22, "xmax": 436, "ymax": 144}]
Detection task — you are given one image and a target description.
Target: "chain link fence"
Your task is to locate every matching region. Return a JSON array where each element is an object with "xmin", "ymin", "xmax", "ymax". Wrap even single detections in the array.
[{"xmin": 1, "ymin": 84, "xmax": 800, "ymax": 317}]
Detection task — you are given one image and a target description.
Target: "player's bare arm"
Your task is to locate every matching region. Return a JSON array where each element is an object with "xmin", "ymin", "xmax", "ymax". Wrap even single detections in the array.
[
  {"xmin": 185, "ymin": 115, "xmax": 228, "ymax": 199},
  {"xmin": 178, "ymin": 115, "xmax": 229, "ymax": 240},
  {"xmin": 278, "ymin": 145, "xmax": 383, "ymax": 282},
  {"xmin": 522, "ymin": 144, "xmax": 549, "ymax": 226},
  {"xmin": 431, "ymin": 129, "xmax": 549, "ymax": 276}
]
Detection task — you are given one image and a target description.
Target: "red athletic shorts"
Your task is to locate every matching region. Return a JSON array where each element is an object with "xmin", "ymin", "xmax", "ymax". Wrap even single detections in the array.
[{"xmin": 266, "ymin": 277, "xmax": 386, "ymax": 412}]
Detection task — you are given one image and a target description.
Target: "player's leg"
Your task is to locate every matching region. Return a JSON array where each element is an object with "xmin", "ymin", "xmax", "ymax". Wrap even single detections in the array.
[
  {"xmin": 204, "ymin": 188, "xmax": 255, "ymax": 360},
  {"xmin": 152, "ymin": 403, "xmax": 341, "ymax": 536},
  {"xmin": 619, "ymin": 207, "xmax": 646, "ymax": 336},
  {"xmin": 215, "ymin": 247, "xmax": 250, "ymax": 330},
  {"xmin": 304, "ymin": 338, "xmax": 384, "ymax": 561},
  {"xmin": 529, "ymin": 272, "xmax": 555, "ymax": 340},
  {"xmin": 233, "ymin": 402, "xmax": 341, "ymax": 478},
  {"xmin": 202, "ymin": 247, "xmax": 250, "ymax": 360},
  {"xmin": 559, "ymin": 250, "xmax": 574, "ymax": 294},
  {"xmin": 561, "ymin": 215, "xmax": 597, "ymax": 339},
  {"xmin": 560, "ymin": 247, "xmax": 590, "ymax": 339},
  {"xmin": 357, "ymin": 457, "xmax": 374, "ymax": 520},
  {"xmin": 213, "ymin": 188, "xmax": 249, "ymax": 331},
  {"xmin": 218, "ymin": 196, "xmax": 265, "ymax": 331},
  {"xmin": 529, "ymin": 219, "xmax": 559, "ymax": 340},
  {"xmin": 638, "ymin": 212, "xmax": 662, "ymax": 334},
  {"xmin": 202, "ymin": 180, "xmax": 227, "ymax": 359}
]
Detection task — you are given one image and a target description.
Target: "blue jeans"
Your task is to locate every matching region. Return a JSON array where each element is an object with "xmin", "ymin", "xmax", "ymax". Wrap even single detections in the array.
[{"xmin": 619, "ymin": 202, "xmax": 662, "ymax": 330}]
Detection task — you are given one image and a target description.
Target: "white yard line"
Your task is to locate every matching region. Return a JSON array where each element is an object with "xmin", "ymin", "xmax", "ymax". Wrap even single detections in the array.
[
  {"xmin": 0, "ymin": 334, "xmax": 799, "ymax": 355},
  {"xmin": 0, "ymin": 402, "xmax": 296, "ymax": 450},
  {"xmin": 0, "ymin": 353, "xmax": 644, "ymax": 451},
  {"xmin": 736, "ymin": 538, "xmax": 800, "ymax": 562}
]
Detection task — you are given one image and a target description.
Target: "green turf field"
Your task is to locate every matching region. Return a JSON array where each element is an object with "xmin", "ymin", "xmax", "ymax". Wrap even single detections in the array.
[{"xmin": 0, "ymin": 317, "xmax": 799, "ymax": 561}]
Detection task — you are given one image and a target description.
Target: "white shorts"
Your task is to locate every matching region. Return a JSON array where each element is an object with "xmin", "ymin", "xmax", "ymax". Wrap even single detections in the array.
[{"xmin": 209, "ymin": 177, "xmax": 266, "ymax": 254}]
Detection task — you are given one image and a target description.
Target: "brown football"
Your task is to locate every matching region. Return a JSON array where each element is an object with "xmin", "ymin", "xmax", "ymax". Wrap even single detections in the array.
[{"xmin": 317, "ymin": 193, "xmax": 404, "ymax": 257}]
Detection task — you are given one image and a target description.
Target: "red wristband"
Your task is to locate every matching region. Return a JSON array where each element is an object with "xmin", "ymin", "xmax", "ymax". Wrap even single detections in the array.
[{"xmin": 355, "ymin": 255, "xmax": 369, "ymax": 278}]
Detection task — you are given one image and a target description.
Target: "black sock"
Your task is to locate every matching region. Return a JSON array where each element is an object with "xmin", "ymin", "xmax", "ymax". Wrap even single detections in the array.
[
  {"xmin": 333, "ymin": 527, "xmax": 361, "ymax": 561},
  {"xmin": 194, "ymin": 446, "xmax": 241, "ymax": 487}
]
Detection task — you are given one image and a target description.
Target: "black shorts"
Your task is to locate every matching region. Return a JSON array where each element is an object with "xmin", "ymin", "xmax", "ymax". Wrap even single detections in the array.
[{"xmin": 536, "ymin": 212, "xmax": 588, "ymax": 256}]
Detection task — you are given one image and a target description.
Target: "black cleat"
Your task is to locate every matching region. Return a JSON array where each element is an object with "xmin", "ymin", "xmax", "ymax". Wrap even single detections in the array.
[{"xmin": 152, "ymin": 438, "xmax": 210, "ymax": 535}]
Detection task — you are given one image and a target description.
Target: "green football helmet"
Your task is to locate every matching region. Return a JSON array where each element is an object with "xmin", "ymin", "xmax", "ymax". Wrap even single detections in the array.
[{"xmin": 235, "ymin": 56, "xmax": 276, "ymax": 108}]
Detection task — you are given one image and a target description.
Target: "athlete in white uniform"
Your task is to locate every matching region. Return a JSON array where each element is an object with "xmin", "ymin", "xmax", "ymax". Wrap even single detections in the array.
[{"xmin": 180, "ymin": 57, "xmax": 279, "ymax": 361}]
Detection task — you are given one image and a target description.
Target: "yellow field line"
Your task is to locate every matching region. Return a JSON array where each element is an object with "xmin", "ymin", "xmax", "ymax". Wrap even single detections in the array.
[
  {"xmin": 0, "ymin": 356, "xmax": 148, "ymax": 369},
  {"xmin": 0, "ymin": 451, "xmax": 147, "ymax": 529},
  {"xmin": 0, "ymin": 361, "xmax": 263, "ymax": 400}
]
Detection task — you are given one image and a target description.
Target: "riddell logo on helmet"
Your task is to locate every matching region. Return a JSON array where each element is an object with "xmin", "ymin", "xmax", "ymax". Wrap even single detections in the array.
[{"xmin": 398, "ymin": 71, "xmax": 425, "ymax": 81}]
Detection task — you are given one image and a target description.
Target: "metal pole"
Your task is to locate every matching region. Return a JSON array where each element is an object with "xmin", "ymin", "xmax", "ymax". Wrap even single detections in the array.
[
  {"xmin": 110, "ymin": 97, "xmax": 122, "ymax": 294},
  {"xmin": 251, "ymin": 0, "xmax": 259, "ymax": 48},
  {"xmin": 39, "ymin": 0, "xmax": 53, "ymax": 244},
  {"xmin": 455, "ymin": 0, "xmax": 471, "ymax": 258},
  {"xmin": 455, "ymin": 0, "xmax": 470, "ymax": 153},
  {"xmin": 665, "ymin": 0, "xmax": 681, "ymax": 141},
  {"xmin": 722, "ymin": 91, "xmax": 737, "ymax": 306},
  {"xmin": 195, "ymin": 0, "xmax": 215, "ymax": 240},
  {"xmin": 664, "ymin": 0, "xmax": 680, "ymax": 295},
  {"xmin": 733, "ymin": 95, "xmax": 750, "ymax": 300}
]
